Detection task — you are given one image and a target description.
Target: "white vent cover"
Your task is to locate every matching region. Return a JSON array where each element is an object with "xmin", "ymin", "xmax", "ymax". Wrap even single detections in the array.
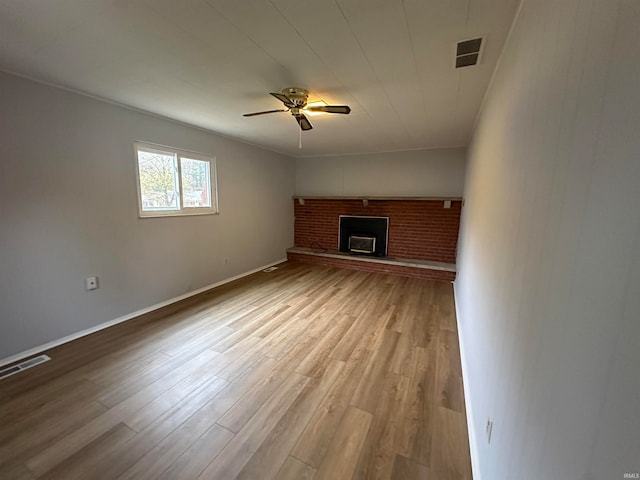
[
  {"xmin": 0, "ymin": 355, "xmax": 51, "ymax": 380},
  {"xmin": 455, "ymin": 37, "xmax": 484, "ymax": 68}
]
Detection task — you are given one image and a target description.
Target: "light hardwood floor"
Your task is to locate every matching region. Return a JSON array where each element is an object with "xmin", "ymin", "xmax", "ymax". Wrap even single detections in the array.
[{"xmin": 0, "ymin": 262, "xmax": 472, "ymax": 480}]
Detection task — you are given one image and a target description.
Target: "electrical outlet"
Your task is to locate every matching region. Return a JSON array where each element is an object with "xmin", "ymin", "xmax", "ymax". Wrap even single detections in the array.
[
  {"xmin": 486, "ymin": 418, "xmax": 494, "ymax": 444},
  {"xmin": 85, "ymin": 276, "xmax": 99, "ymax": 291}
]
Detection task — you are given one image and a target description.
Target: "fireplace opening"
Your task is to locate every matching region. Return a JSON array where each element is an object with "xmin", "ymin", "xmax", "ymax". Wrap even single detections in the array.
[{"xmin": 339, "ymin": 215, "xmax": 389, "ymax": 257}]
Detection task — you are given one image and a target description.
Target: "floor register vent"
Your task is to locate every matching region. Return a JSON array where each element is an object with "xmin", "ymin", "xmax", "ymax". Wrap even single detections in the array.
[{"xmin": 0, "ymin": 355, "xmax": 51, "ymax": 380}]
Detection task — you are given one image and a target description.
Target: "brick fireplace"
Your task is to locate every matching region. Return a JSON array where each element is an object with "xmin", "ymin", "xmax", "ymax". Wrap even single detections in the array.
[{"xmin": 287, "ymin": 197, "xmax": 462, "ymax": 280}]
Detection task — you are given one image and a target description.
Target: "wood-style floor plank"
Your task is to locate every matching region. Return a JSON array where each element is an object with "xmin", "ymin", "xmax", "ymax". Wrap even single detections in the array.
[
  {"xmin": 0, "ymin": 400, "xmax": 107, "ymax": 475},
  {"xmin": 155, "ymin": 424, "xmax": 234, "ymax": 480},
  {"xmin": 65, "ymin": 356, "xmax": 249, "ymax": 478},
  {"xmin": 292, "ymin": 345, "xmax": 373, "ymax": 468},
  {"xmin": 216, "ymin": 363, "xmax": 291, "ymax": 433},
  {"xmin": 430, "ymin": 406, "xmax": 473, "ymax": 480},
  {"xmin": 235, "ymin": 359, "xmax": 345, "ymax": 480},
  {"xmin": 436, "ymin": 329, "xmax": 466, "ymax": 413},
  {"xmin": 350, "ymin": 329, "xmax": 401, "ymax": 413},
  {"xmin": 391, "ymin": 454, "xmax": 431, "ymax": 479},
  {"xmin": 24, "ymin": 349, "xmax": 220, "ymax": 476},
  {"xmin": 195, "ymin": 373, "xmax": 310, "ymax": 479},
  {"xmin": 39, "ymin": 423, "xmax": 136, "ymax": 480},
  {"xmin": 314, "ymin": 406, "xmax": 373, "ymax": 480},
  {"xmin": 0, "ymin": 463, "xmax": 35, "ymax": 480},
  {"xmin": 274, "ymin": 456, "xmax": 316, "ymax": 480},
  {"xmin": 118, "ymin": 415, "xmax": 232, "ymax": 480},
  {"xmin": 0, "ymin": 262, "xmax": 472, "ymax": 480},
  {"xmin": 352, "ymin": 372, "xmax": 412, "ymax": 480}
]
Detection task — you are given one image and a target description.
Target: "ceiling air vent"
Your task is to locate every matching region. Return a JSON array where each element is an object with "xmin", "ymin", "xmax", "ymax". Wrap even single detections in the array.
[{"xmin": 455, "ymin": 37, "xmax": 484, "ymax": 68}]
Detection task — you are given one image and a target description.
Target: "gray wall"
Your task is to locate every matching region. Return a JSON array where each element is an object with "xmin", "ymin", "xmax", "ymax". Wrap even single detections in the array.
[
  {"xmin": 0, "ymin": 71, "xmax": 295, "ymax": 361},
  {"xmin": 295, "ymin": 147, "xmax": 466, "ymax": 197},
  {"xmin": 455, "ymin": 1, "xmax": 640, "ymax": 479}
]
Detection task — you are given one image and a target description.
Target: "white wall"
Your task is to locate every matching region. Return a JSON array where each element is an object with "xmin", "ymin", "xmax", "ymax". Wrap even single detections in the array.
[
  {"xmin": 0, "ymin": 71, "xmax": 295, "ymax": 361},
  {"xmin": 456, "ymin": 1, "xmax": 640, "ymax": 479},
  {"xmin": 295, "ymin": 147, "xmax": 466, "ymax": 197}
]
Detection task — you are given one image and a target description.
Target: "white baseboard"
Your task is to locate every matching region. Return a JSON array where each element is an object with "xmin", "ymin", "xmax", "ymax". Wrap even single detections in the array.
[
  {"xmin": 0, "ymin": 258, "xmax": 287, "ymax": 368},
  {"xmin": 453, "ymin": 281, "xmax": 482, "ymax": 480}
]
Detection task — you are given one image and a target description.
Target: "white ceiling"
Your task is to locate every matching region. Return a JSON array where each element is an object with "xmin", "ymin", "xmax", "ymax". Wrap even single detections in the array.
[{"xmin": 0, "ymin": 0, "xmax": 520, "ymax": 157}]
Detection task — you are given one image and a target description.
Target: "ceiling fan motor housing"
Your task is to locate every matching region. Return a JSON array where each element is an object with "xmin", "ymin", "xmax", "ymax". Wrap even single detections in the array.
[{"xmin": 281, "ymin": 87, "xmax": 309, "ymax": 107}]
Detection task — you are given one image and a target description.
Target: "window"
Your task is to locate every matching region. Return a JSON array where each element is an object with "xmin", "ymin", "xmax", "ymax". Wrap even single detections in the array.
[{"xmin": 134, "ymin": 142, "xmax": 218, "ymax": 217}]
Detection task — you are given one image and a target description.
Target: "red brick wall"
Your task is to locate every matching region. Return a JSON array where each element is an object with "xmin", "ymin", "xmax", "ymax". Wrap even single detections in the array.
[
  {"xmin": 287, "ymin": 252, "xmax": 456, "ymax": 281},
  {"xmin": 294, "ymin": 199, "xmax": 462, "ymax": 264}
]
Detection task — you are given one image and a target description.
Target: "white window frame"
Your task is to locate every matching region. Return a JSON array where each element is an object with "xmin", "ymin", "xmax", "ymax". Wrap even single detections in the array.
[{"xmin": 134, "ymin": 142, "xmax": 218, "ymax": 218}]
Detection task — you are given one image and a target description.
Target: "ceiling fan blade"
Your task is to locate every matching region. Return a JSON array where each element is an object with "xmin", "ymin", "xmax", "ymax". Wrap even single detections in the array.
[
  {"xmin": 306, "ymin": 105, "xmax": 351, "ymax": 114},
  {"xmin": 269, "ymin": 92, "xmax": 294, "ymax": 107},
  {"xmin": 243, "ymin": 109, "xmax": 287, "ymax": 117},
  {"xmin": 295, "ymin": 114, "xmax": 313, "ymax": 131}
]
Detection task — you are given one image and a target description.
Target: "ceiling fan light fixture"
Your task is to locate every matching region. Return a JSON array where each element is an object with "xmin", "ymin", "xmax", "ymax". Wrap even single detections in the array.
[{"xmin": 304, "ymin": 100, "xmax": 329, "ymax": 116}]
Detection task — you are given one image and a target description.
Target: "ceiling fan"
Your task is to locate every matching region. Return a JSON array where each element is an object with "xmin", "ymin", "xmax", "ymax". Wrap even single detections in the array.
[{"xmin": 243, "ymin": 87, "xmax": 351, "ymax": 131}]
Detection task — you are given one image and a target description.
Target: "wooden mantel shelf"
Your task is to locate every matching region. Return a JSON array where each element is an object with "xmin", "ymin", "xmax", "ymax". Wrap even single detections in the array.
[{"xmin": 292, "ymin": 195, "xmax": 463, "ymax": 201}]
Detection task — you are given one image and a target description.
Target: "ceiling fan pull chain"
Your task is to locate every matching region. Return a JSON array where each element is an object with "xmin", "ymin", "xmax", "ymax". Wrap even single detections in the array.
[{"xmin": 299, "ymin": 127, "xmax": 302, "ymax": 149}]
